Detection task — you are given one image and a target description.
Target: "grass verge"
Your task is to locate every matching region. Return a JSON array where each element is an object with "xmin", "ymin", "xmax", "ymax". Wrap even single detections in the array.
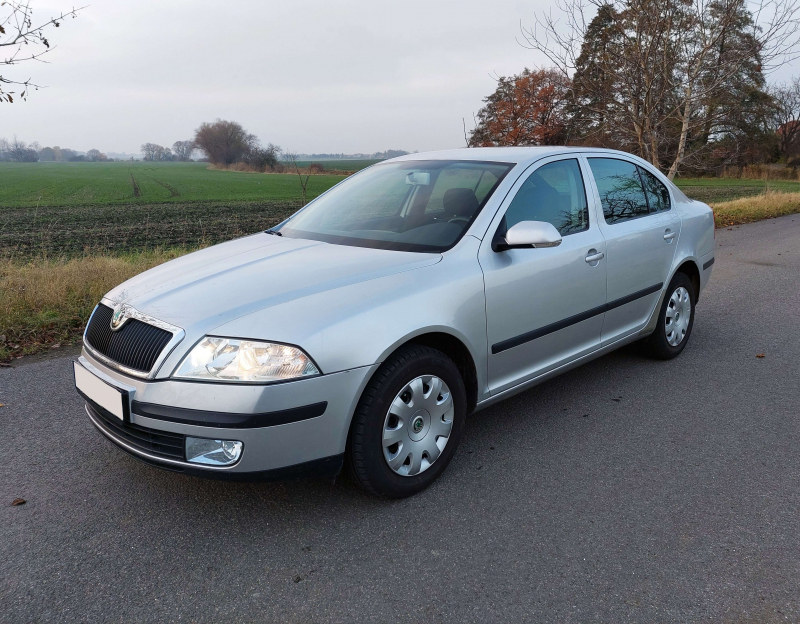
[
  {"xmin": 710, "ymin": 191, "xmax": 800, "ymax": 227},
  {"xmin": 0, "ymin": 249, "xmax": 195, "ymax": 362}
]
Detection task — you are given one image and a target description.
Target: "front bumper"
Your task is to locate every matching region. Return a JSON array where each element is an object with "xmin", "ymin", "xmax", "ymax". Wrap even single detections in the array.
[{"xmin": 78, "ymin": 350, "xmax": 376, "ymax": 478}]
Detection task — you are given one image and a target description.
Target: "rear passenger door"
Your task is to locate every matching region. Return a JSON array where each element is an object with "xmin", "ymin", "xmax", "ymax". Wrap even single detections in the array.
[{"xmin": 584, "ymin": 156, "xmax": 681, "ymax": 344}]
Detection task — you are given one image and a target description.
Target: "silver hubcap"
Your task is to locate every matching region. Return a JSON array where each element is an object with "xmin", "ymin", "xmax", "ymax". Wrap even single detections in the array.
[
  {"xmin": 665, "ymin": 286, "xmax": 691, "ymax": 347},
  {"xmin": 382, "ymin": 375, "xmax": 454, "ymax": 477}
]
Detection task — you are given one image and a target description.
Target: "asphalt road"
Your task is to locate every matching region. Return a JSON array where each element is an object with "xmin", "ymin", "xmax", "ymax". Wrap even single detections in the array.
[{"xmin": 2, "ymin": 214, "xmax": 799, "ymax": 623}]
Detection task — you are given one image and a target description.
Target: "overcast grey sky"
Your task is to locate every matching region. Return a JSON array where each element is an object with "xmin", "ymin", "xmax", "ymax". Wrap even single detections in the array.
[
  {"xmin": 6, "ymin": 0, "xmax": 798, "ymax": 155},
  {"xmin": 3, "ymin": 0, "xmax": 562, "ymax": 154}
]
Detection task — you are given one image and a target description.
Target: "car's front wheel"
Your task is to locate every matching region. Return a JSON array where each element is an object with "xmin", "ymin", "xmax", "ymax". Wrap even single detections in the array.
[{"xmin": 348, "ymin": 344, "xmax": 466, "ymax": 498}]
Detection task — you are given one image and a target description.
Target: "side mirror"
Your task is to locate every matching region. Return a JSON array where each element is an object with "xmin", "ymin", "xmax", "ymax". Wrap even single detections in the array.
[{"xmin": 495, "ymin": 221, "xmax": 562, "ymax": 251}]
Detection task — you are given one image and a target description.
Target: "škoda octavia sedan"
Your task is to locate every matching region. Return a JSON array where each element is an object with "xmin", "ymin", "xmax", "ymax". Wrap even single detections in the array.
[{"xmin": 74, "ymin": 147, "xmax": 715, "ymax": 497}]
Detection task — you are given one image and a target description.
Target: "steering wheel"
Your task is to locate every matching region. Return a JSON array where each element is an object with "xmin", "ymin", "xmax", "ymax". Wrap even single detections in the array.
[{"xmin": 448, "ymin": 217, "xmax": 470, "ymax": 225}]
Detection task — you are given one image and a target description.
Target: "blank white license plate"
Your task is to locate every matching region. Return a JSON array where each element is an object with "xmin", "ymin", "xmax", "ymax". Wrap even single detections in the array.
[{"xmin": 74, "ymin": 361, "xmax": 129, "ymax": 421}]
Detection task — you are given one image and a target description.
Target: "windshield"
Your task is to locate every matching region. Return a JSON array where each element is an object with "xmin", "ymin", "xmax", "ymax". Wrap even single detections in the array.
[{"xmin": 276, "ymin": 160, "xmax": 513, "ymax": 252}]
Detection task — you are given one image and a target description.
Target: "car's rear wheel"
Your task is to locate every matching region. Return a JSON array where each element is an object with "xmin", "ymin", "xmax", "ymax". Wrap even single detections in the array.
[
  {"xmin": 348, "ymin": 344, "xmax": 466, "ymax": 498},
  {"xmin": 642, "ymin": 272, "xmax": 696, "ymax": 360}
]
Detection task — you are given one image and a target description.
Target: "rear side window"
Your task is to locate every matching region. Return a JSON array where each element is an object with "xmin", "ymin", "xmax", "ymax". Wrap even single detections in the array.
[
  {"xmin": 504, "ymin": 159, "xmax": 589, "ymax": 236},
  {"xmin": 638, "ymin": 167, "xmax": 671, "ymax": 212},
  {"xmin": 588, "ymin": 158, "xmax": 650, "ymax": 224}
]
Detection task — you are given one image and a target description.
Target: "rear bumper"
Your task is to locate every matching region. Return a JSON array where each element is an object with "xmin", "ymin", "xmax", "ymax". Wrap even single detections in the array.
[{"xmin": 79, "ymin": 350, "xmax": 376, "ymax": 477}]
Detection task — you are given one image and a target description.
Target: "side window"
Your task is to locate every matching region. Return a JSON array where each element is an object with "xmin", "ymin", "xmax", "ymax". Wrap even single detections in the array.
[
  {"xmin": 638, "ymin": 166, "xmax": 671, "ymax": 212},
  {"xmin": 503, "ymin": 159, "xmax": 589, "ymax": 236},
  {"xmin": 588, "ymin": 158, "xmax": 650, "ymax": 224}
]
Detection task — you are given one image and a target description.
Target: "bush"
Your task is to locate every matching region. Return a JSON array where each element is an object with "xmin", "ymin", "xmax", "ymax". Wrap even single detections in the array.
[{"xmin": 243, "ymin": 144, "xmax": 280, "ymax": 171}]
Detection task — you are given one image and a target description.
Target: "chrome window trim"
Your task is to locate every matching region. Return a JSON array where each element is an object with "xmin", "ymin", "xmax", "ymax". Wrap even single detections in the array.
[{"xmin": 82, "ymin": 297, "xmax": 186, "ymax": 380}]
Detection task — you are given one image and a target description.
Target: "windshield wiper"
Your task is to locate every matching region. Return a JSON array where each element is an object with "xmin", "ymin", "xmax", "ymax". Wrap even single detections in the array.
[{"xmin": 265, "ymin": 229, "xmax": 282, "ymax": 236}]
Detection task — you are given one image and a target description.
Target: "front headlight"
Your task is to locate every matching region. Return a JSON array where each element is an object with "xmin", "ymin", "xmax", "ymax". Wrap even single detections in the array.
[{"xmin": 173, "ymin": 337, "xmax": 320, "ymax": 383}]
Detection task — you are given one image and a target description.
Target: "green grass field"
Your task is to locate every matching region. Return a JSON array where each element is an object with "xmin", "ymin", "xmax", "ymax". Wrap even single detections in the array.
[
  {"xmin": 674, "ymin": 177, "xmax": 800, "ymax": 203},
  {"xmin": 0, "ymin": 161, "xmax": 347, "ymax": 208},
  {"xmin": 3, "ymin": 161, "xmax": 800, "ymax": 259},
  {"xmin": 3, "ymin": 162, "xmax": 799, "ymax": 209}
]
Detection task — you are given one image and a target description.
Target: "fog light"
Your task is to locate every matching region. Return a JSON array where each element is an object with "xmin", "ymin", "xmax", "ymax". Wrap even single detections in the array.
[{"xmin": 185, "ymin": 437, "xmax": 243, "ymax": 466}]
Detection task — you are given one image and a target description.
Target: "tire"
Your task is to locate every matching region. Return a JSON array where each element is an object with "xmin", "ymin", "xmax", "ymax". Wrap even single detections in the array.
[
  {"xmin": 348, "ymin": 344, "xmax": 467, "ymax": 498},
  {"xmin": 642, "ymin": 271, "xmax": 696, "ymax": 360}
]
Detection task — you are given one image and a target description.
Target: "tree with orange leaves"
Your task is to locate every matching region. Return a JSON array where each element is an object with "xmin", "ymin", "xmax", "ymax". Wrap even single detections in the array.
[{"xmin": 468, "ymin": 68, "xmax": 572, "ymax": 147}]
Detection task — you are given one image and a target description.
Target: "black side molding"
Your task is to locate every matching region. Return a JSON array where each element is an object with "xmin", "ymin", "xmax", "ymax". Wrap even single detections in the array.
[
  {"xmin": 703, "ymin": 257, "xmax": 714, "ymax": 270},
  {"xmin": 605, "ymin": 282, "xmax": 664, "ymax": 312},
  {"xmin": 492, "ymin": 302, "xmax": 607, "ymax": 354},
  {"xmin": 492, "ymin": 282, "xmax": 663, "ymax": 354},
  {"xmin": 131, "ymin": 400, "xmax": 327, "ymax": 429}
]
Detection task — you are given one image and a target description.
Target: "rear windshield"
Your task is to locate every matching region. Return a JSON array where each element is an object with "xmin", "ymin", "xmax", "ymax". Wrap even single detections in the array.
[{"xmin": 276, "ymin": 160, "xmax": 513, "ymax": 252}]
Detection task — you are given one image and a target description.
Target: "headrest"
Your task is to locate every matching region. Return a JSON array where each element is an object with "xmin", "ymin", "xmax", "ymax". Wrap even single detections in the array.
[{"xmin": 442, "ymin": 188, "xmax": 479, "ymax": 217}]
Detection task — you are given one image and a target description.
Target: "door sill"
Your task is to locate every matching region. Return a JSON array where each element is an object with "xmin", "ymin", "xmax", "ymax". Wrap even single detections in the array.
[{"xmin": 475, "ymin": 332, "xmax": 643, "ymax": 413}]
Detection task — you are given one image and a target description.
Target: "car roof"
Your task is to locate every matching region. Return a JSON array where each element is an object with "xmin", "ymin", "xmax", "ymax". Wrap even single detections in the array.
[{"xmin": 389, "ymin": 146, "xmax": 638, "ymax": 167}]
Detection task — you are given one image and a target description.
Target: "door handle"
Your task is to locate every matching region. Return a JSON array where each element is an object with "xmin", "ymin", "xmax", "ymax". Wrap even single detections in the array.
[
  {"xmin": 585, "ymin": 250, "xmax": 604, "ymax": 263},
  {"xmin": 664, "ymin": 229, "xmax": 677, "ymax": 241}
]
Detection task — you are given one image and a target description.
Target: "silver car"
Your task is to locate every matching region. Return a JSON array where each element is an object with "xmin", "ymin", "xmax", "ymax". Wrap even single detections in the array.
[{"xmin": 73, "ymin": 147, "xmax": 715, "ymax": 497}]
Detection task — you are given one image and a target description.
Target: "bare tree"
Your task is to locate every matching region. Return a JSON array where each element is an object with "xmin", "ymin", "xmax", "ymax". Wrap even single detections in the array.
[
  {"xmin": 172, "ymin": 140, "xmax": 195, "ymax": 161},
  {"xmin": 521, "ymin": 0, "xmax": 800, "ymax": 178},
  {"xmin": 141, "ymin": 143, "xmax": 170, "ymax": 161},
  {"xmin": 86, "ymin": 148, "xmax": 107, "ymax": 162},
  {"xmin": 284, "ymin": 151, "xmax": 311, "ymax": 203},
  {"xmin": 8, "ymin": 136, "xmax": 37, "ymax": 161},
  {"xmin": 193, "ymin": 119, "xmax": 257, "ymax": 165},
  {"xmin": 772, "ymin": 77, "xmax": 800, "ymax": 158},
  {"xmin": 665, "ymin": 0, "xmax": 799, "ymax": 177},
  {"xmin": 1, "ymin": 2, "xmax": 86, "ymax": 103}
]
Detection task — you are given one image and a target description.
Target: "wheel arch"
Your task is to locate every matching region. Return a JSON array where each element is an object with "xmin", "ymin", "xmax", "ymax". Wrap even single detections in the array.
[
  {"xmin": 402, "ymin": 332, "xmax": 480, "ymax": 415},
  {"xmin": 640, "ymin": 256, "xmax": 702, "ymax": 338},
  {"xmin": 674, "ymin": 258, "xmax": 701, "ymax": 301},
  {"xmin": 341, "ymin": 329, "xmax": 481, "ymax": 466},
  {"xmin": 354, "ymin": 329, "xmax": 481, "ymax": 422}
]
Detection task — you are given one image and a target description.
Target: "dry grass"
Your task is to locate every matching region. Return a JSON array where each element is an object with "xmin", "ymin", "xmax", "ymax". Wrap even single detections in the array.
[
  {"xmin": 721, "ymin": 164, "xmax": 800, "ymax": 180},
  {"xmin": 710, "ymin": 191, "xmax": 800, "ymax": 227},
  {"xmin": 0, "ymin": 249, "xmax": 191, "ymax": 362}
]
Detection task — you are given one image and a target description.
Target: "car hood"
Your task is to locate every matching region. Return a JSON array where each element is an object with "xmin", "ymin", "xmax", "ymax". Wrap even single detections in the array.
[{"xmin": 106, "ymin": 233, "xmax": 441, "ymax": 334}]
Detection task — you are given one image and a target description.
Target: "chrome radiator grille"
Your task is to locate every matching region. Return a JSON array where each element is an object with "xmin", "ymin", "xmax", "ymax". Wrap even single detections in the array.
[{"xmin": 84, "ymin": 303, "xmax": 174, "ymax": 374}]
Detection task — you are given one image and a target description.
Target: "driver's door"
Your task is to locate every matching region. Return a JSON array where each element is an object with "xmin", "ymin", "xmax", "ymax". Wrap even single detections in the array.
[{"xmin": 478, "ymin": 156, "xmax": 607, "ymax": 395}]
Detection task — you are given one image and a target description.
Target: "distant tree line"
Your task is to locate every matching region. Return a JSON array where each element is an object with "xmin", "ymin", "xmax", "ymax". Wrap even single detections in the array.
[
  {"xmin": 468, "ymin": 0, "xmax": 800, "ymax": 178},
  {"xmin": 140, "ymin": 140, "xmax": 196, "ymax": 162},
  {"xmin": 0, "ymin": 137, "xmax": 110, "ymax": 162},
  {"xmin": 299, "ymin": 150, "xmax": 410, "ymax": 159},
  {"xmin": 2, "ymin": 119, "xmax": 410, "ymax": 170}
]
